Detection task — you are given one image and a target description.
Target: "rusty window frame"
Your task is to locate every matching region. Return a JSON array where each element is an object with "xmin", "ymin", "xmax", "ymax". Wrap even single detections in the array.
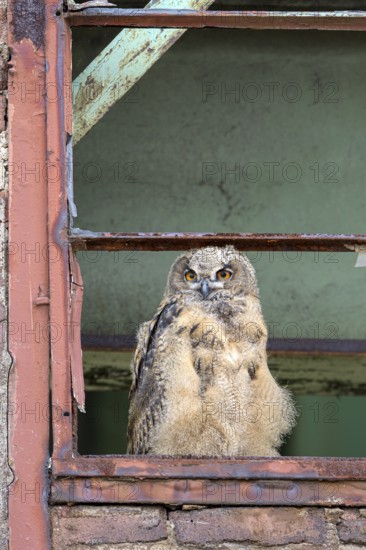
[{"xmin": 10, "ymin": 3, "xmax": 366, "ymax": 516}]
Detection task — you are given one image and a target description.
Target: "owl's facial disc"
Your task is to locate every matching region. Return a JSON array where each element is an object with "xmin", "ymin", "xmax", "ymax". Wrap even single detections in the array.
[
  {"xmin": 166, "ymin": 246, "xmax": 258, "ymax": 300},
  {"xmin": 183, "ymin": 266, "xmax": 233, "ymax": 300}
]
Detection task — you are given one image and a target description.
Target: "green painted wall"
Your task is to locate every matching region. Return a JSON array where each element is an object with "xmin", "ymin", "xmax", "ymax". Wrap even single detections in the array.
[
  {"xmin": 73, "ymin": 28, "xmax": 366, "ymax": 341},
  {"xmin": 73, "ymin": 28, "xmax": 366, "ymax": 455},
  {"xmin": 78, "ymin": 394, "xmax": 366, "ymax": 456}
]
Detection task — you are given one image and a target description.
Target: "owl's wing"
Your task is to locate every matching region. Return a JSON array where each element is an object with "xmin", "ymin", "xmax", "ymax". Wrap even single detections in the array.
[{"xmin": 127, "ymin": 296, "xmax": 182, "ymax": 454}]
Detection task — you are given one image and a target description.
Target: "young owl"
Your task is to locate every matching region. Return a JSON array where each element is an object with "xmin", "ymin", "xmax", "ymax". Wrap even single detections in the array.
[{"xmin": 127, "ymin": 246, "xmax": 296, "ymax": 457}]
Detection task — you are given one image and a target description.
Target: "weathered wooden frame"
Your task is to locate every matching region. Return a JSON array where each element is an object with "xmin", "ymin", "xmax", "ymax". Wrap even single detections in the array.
[{"xmin": 8, "ymin": 4, "xmax": 366, "ymax": 547}]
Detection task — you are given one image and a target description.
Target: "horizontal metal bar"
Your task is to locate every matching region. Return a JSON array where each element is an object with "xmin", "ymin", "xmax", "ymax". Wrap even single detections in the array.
[
  {"xmin": 51, "ymin": 477, "xmax": 366, "ymax": 506},
  {"xmin": 68, "ymin": 9, "xmax": 366, "ymax": 31},
  {"xmin": 82, "ymin": 333, "xmax": 136, "ymax": 351},
  {"xmin": 81, "ymin": 334, "xmax": 366, "ymax": 355},
  {"xmin": 70, "ymin": 231, "xmax": 365, "ymax": 252},
  {"xmin": 268, "ymin": 338, "xmax": 366, "ymax": 355},
  {"xmin": 92, "ymin": 1, "xmax": 366, "ymax": 8},
  {"xmin": 53, "ymin": 456, "xmax": 366, "ymax": 479}
]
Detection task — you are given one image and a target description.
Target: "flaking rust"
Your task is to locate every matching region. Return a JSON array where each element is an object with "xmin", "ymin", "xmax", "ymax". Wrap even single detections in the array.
[
  {"xmin": 69, "ymin": 250, "xmax": 86, "ymax": 412},
  {"xmin": 67, "ymin": 0, "xmax": 116, "ymax": 11},
  {"xmin": 68, "ymin": 231, "xmax": 366, "ymax": 252}
]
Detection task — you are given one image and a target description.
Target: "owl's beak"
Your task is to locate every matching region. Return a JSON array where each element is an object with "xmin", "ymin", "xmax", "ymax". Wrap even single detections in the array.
[{"xmin": 200, "ymin": 279, "xmax": 210, "ymax": 299}]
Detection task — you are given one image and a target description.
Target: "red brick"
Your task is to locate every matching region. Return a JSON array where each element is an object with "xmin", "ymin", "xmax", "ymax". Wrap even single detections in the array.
[
  {"xmin": 338, "ymin": 509, "xmax": 366, "ymax": 544},
  {"xmin": 171, "ymin": 507, "xmax": 326, "ymax": 545},
  {"xmin": 51, "ymin": 505, "xmax": 167, "ymax": 548}
]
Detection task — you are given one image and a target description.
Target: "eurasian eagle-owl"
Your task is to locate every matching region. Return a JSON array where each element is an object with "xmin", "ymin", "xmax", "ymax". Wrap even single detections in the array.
[{"xmin": 127, "ymin": 246, "xmax": 296, "ymax": 456}]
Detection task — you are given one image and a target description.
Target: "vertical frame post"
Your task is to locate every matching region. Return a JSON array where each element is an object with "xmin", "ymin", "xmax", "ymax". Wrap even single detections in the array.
[
  {"xmin": 8, "ymin": 1, "xmax": 51, "ymax": 547},
  {"xmin": 44, "ymin": 3, "xmax": 75, "ymax": 460}
]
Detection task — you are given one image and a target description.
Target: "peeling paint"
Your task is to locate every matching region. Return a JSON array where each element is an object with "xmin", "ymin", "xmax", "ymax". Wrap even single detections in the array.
[
  {"xmin": 8, "ymin": 21, "xmax": 51, "ymax": 550},
  {"xmin": 11, "ymin": 0, "xmax": 46, "ymax": 49},
  {"xmin": 69, "ymin": 250, "xmax": 85, "ymax": 412},
  {"xmin": 67, "ymin": 0, "xmax": 116, "ymax": 11}
]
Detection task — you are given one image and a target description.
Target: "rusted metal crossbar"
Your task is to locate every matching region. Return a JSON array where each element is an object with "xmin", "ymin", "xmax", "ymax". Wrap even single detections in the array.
[
  {"xmin": 51, "ymin": 454, "xmax": 366, "ymax": 506},
  {"xmin": 50, "ymin": 477, "xmax": 366, "ymax": 506},
  {"xmin": 53, "ymin": 455, "xmax": 366, "ymax": 480},
  {"xmin": 68, "ymin": 9, "xmax": 366, "ymax": 31},
  {"xmin": 70, "ymin": 230, "xmax": 366, "ymax": 252}
]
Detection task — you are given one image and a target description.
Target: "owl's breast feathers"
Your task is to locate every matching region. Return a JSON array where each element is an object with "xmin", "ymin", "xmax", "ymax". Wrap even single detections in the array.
[{"xmin": 127, "ymin": 294, "xmax": 295, "ymax": 456}]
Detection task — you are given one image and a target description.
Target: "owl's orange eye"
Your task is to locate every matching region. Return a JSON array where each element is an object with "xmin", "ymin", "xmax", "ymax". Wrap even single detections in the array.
[
  {"xmin": 216, "ymin": 269, "xmax": 232, "ymax": 281},
  {"xmin": 184, "ymin": 270, "xmax": 197, "ymax": 282}
]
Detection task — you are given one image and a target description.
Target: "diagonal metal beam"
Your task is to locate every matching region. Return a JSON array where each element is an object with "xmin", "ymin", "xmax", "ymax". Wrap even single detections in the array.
[{"xmin": 72, "ymin": 0, "xmax": 215, "ymax": 144}]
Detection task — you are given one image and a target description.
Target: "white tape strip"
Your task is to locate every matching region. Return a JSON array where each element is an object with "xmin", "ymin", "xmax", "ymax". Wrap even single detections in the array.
[{"xmin": 354, "ymin": 246, "xmax": 366, "ymax": 267}]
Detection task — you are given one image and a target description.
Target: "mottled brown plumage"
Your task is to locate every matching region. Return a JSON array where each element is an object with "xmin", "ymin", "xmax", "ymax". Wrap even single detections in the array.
[{"xmin": 127, "ymin": 246, "xmax": 296, "ymax": 456}]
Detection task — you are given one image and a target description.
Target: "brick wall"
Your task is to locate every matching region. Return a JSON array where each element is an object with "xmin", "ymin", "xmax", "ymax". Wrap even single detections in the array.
[{"xmin": 51, "ymin": 505, "xmax": 365, "ymax": 549}]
